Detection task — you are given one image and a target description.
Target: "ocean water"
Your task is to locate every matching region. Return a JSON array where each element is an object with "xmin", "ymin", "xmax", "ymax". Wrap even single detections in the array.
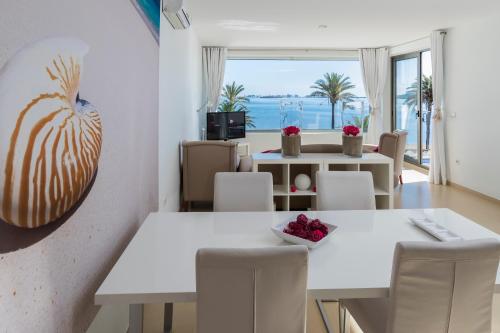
[
  {"xmin": 245, "ymin": 97, "xmax": 424, "ymax": 147},
  {"xmin": 245, "ymin": 97, "xmax": 369, "ymax": 131}
]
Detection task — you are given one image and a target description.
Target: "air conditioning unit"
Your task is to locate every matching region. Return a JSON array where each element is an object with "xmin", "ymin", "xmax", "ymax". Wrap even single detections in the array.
[{"xmin": 162, "ymin": 0, "xmax": 191, "ymax": 30}]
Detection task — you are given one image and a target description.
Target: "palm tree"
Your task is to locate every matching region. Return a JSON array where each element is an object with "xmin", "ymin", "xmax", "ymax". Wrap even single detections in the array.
[
  {"xmin": 310, "ymin": 73, "xmax": 356, "ymax": 129},
  {"xmin": 218, "ymin": 81, "xmax": 255, "ymax": 128},
  {"xmin": 403, "ymin": 75, "xmax": 433, "ymax": 150}
]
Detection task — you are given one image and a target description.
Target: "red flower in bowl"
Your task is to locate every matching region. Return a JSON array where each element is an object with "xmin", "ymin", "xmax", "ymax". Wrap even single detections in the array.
[
  {"xmin": 283, "ymin": 126, "xmax": 301, "ymax": 136},
  {"xmin": 343, "ymin": 125, "xmax": 360, "ymax": 137},
  {"xmin": 308, "ymin": 229, "xmax": 325, "ymax": 242},
  {"xmin": 283, "ymin": 214, "xmax": 329, "ymax": 242},
  {"xmin": 296, "ymin": 214, "xmax": 308, "ymax": 225}
]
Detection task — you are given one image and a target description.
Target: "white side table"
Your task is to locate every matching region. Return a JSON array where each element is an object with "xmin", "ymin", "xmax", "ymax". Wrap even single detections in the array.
[{"xmin": 252, "ymin": 153, "xmax": 394, "ymax": 211}]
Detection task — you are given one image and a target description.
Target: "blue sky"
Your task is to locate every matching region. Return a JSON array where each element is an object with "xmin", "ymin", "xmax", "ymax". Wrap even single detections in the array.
[{"xmin": 224, "ymin": 59, "xmax": 366, "ymax": 97}]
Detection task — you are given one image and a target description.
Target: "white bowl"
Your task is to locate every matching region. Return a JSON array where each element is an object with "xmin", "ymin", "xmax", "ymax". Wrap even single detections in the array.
[{"xmin": 271, "ymin": 220, "xmax": 337, "ymax": 249}]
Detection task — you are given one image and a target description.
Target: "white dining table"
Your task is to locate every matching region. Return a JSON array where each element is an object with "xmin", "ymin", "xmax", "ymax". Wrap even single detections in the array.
[{"xmin": 95, "ymin": 209, "xmax": 500, "ymax": 333}]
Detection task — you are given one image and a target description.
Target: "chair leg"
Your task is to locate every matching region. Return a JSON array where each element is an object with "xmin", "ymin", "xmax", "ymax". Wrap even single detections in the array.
[
  {"xmin": 399, "ymin": 174, "xmax": 403, "ymax": 185},
  {"xmin": 163, "ymin": 303, "xmax": 173, "ymax": 333}
]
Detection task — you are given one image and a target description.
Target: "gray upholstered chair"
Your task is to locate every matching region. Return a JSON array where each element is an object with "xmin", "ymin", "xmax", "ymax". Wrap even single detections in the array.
[
  {"xmin": 341, "ymin": 239, "xmax": 500, "ymax": 333},
  {"xmin": 316, "ymin": 171, "xmax": 376, "ymax": 211},
  {"xmin": 213, "ymin": 172, "xmax": 274, "ymax": 212},
  {"xmin": 196, "ymin": 246, "xmax": 309, "ymax": 333},
  {"xmin": 182, "ymin": 141, "xmax": 239, "ymax": 209},
  {"xmin": 365, "ymin": 131, "xmax": 408, "ymax": 186},
  {"xmin": 392, "ymin": 130, "xmax": 407, "ymax": 185}
]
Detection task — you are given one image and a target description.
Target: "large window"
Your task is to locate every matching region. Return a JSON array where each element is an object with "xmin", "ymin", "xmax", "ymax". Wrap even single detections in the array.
[{"xmin": 220, "ymin": 59, "xmax": 368, "ymax": 131}]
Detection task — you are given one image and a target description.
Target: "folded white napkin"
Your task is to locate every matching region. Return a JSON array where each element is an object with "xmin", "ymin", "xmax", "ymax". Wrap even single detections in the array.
[{"xmin": 409, "ymin": 216, "xmax": 463, "ymax": 242}]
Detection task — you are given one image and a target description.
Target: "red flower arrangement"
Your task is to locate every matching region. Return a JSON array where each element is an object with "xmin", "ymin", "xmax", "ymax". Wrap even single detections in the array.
[
  {"xmin": 343, "ymin": 125, "xmax": 360, "ymax": 137},
  {"xmin": 283, "ymin": 214, "xmax": 329, "ymax": 242},
  {"xmin": 283, "ymin": 125, "xmax": 301, "ymax": 136}
]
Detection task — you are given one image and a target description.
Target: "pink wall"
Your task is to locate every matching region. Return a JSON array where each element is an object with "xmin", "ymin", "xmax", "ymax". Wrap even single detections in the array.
[{"xmin": 0, "ymin": 0, "xmax": 159, "ymax": 331}]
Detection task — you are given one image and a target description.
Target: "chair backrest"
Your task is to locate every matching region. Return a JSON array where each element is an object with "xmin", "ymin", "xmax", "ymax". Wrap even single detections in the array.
[
  {"xmin": 387, "ymin": 239, "xmax": 500, "ymax": 333},
  {"xmin": 300, "ymin": 144, "xmax": 344, "ymax": 154},
  {"xmin": 316, "ymin": 171, "xmax": 376, "ymax": 211},
  {"xmin": 392, "ymin": 130, "xmax": 407, "ymax": 181},
  {"xmin": 214, "ymin": 172, "xmax": 273, "ymax": 212},
  {"xmin": 267, "ymin": 144, "xmax": 344, "ymax": 154},
  {"xmin": 182, "ymin": 141, "xmax": 238, "ymax": 202},
  {"xmin": 196, "ymin": 246, "xmax": 308, "ymax": 333},
  {"xmin": 378, "ymin": 132, "xmax": 399, "ymax": 158}
]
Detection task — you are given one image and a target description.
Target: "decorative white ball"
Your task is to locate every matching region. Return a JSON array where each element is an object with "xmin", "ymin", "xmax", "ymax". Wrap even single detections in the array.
[{"xmin": 294, "ymin": 174, "xmax": 311, "ymax": 191}]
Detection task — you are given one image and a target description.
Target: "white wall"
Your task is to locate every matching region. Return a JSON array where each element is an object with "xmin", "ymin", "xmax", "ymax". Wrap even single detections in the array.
[
  {"xmin": 390, "ymin": 38, "xmax": 431, "ymax": 57},
  {"xmin": 158, "ymin": 16, "xmax": 202, "ymax": 211},
  {"xmin": 445, "ymin": 12, "xmax": 500, "ymax": 199},
  {"xmin": 0, "ymin": 1, "xmax": 159, "ymax": 332}
]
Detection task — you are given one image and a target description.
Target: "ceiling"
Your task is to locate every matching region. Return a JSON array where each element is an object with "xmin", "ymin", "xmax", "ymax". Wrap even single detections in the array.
[{"xmin": 187, "ymin": 0, "xmax": 499, "ymax": 48}]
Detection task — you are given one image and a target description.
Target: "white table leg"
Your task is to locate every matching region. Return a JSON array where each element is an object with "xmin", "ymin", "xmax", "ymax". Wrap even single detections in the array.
[
  {"xmin": 129, "ymin": 304, "xmax": 144, "ymax": 333},
  {"xmin": 163, "ymin": 303, "xmax": 173, "ymax": 333},
  {"xmin": 316, "ymin": 298, "xmax": 336, "ymax": 333}
]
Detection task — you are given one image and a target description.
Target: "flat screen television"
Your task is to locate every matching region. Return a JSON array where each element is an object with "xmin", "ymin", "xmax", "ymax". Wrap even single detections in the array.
[{"xmin": 206, "ymin": 111, "xmax": 246, "ymax": 140}]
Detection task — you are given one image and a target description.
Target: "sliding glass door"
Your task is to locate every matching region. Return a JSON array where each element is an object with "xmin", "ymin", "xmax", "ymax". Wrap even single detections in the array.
[{"xmin": 392, "ymin": 50, "xmax": 432, "ymax": 167}]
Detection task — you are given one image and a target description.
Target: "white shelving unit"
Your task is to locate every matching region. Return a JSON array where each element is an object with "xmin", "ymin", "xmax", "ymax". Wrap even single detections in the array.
[{"xmin": 252, "ymin": 153, "xmax": 394, "ymax": 211}]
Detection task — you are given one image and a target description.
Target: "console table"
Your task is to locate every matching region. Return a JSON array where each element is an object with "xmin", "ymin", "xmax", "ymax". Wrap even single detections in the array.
[{"xmin": 252, "ymin": 153, "xmax": 394, "ymax": 210}]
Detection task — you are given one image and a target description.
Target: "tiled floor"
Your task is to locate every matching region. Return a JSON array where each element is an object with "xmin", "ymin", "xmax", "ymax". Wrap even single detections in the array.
[{"xmin": 140, "ymin": 169, "xmax": 500, "ymax": 333}]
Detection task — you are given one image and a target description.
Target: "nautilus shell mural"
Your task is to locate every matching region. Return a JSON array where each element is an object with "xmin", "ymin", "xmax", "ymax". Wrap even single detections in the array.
[{"xmin": 0, "ymin": 37, "xmax": 102, "ymax": 229}]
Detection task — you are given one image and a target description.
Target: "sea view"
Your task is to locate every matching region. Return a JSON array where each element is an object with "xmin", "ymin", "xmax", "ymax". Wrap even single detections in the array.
[
  {"xmin": 223, "ymin": 58, "xmax": 430, "ymax": 165},
  {"xmin": 243, "ymin": 96, "xmax": 424, "ymax": 147},
  {"xmin": 244, "ymin": 96, "xmax": 370, "ymax": 131}
]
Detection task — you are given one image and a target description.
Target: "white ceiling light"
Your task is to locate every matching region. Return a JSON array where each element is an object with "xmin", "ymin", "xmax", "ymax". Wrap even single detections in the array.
[{"xmin": 217, "ymin": 20, "xmax": 279, "ymax": 32}]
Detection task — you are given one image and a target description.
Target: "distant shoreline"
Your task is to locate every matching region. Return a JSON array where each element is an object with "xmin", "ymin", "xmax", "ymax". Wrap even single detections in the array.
[{"xmin": 246, "ymin": 95, "xmax": 367, "ymax": 99}]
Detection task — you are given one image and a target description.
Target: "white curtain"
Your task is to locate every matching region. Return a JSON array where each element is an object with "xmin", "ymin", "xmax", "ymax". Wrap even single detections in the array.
[
  {"xmin": 359, "ymin": 48, "xmax": 389, "ymax": 144},
  {"xmin": 202, "ymin": 47, "xmax": 227, "ymax": 113},
  {"xmin": 429, "ymin": 31, "xmax": 447, "ymax": 184}
]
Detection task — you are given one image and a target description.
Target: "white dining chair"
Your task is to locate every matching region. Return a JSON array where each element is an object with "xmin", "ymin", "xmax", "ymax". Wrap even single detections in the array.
[
  {"xmin": 315, "ymin": 171, "xmax": 377, "ymax": 332},
  {"xmin": 196, "ymin": 246, "xmax": 309, "ymax": 333},
  {"xmin": 341, "ymin": 238, "xmax": 500, "ymax": 333},
  {"xmin": 316, "ymin": 171, "xmax": 376, "ymax": 211},
  {"xmin": 213, "ymin": 172, "xmax": 273, "ymax": 212}
]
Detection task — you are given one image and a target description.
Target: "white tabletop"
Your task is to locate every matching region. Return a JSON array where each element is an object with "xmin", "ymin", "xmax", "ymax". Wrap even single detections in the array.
[
  {"xmin": 95, "ymin": 209, "xmax": 500, "ymax": 305},
  {"xmin": 252, "ymin": 152, "xmax": 393, "ymax": 164}
]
